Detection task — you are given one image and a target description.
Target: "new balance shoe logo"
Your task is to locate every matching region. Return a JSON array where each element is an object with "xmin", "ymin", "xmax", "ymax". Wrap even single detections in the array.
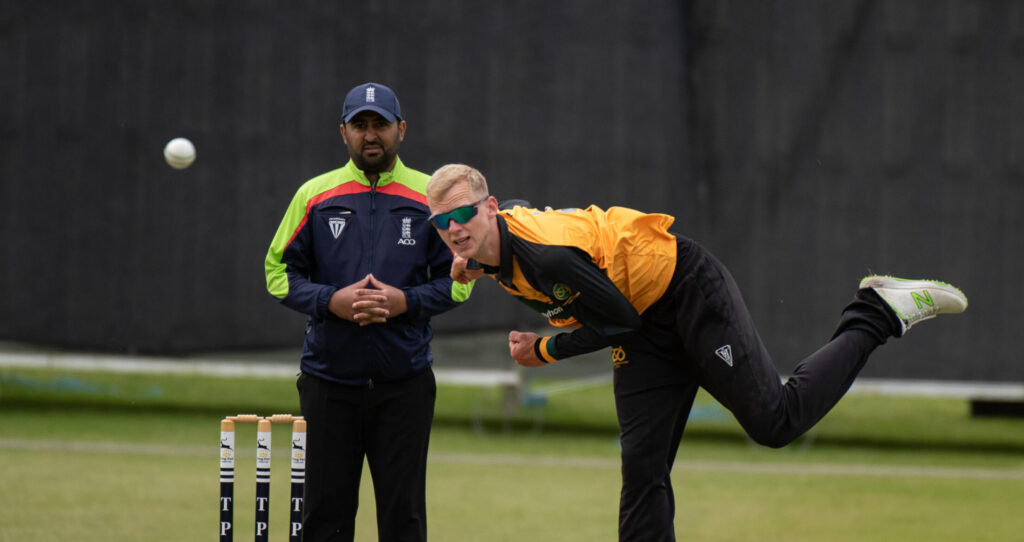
[
  {"xmin": 858, "ymin": 275, "xmax": 968, "ymax": 336},
  {"xmin": 911, "ymin": 290, "xmax": 934, "ymax": 309},
  {"xmin": 715, "ymin": 345, "xmax": 733, "ymax": 367}
]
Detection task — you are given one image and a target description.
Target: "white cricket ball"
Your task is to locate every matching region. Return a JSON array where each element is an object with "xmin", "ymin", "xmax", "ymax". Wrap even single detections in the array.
[{"xmin": 163, "ymin": 137, "xmax": 196, "ymax": 169}]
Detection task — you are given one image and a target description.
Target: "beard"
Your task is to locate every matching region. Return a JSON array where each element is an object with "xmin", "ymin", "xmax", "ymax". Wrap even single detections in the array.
[{"xmin": 350, "ymin": 145, "xmax": 397, "ymax": 175}]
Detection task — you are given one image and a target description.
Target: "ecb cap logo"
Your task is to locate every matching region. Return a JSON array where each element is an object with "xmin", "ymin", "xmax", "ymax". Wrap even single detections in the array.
[
  {"xmin": 343, "ymin": 82, "xmax": 401, "ymax": 123},
  {"xmin": 552, "ymin": 283, "xmax": 572, "ymax": 301}
]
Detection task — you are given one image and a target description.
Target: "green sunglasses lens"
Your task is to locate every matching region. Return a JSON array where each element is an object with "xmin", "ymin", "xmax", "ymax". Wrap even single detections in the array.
[
  {"xmin": 431, "ymin": 197, "xmax": 487, "ymax": 229},
  {"xmin": 431, "ymin": 206, "xmax": 475, "ymax": 229},
  {"xmin": 452, "ymin": 205, "xmax": 479, "ymax": 223}
]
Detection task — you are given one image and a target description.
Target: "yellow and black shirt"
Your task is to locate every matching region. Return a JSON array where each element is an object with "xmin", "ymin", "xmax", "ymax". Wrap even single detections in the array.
[{"xmin": 481, "ymin": 205, "xmax": 678, "ymax": 362}]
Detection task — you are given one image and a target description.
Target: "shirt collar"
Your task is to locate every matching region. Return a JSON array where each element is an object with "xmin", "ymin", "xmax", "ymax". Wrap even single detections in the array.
[
  {"xmin": 482, "ymin": 214, "xmax": 515, "ymax": 289},
  {"xmin": 345, "ymin": 156, "xmax": 405, "ymax": 186}
]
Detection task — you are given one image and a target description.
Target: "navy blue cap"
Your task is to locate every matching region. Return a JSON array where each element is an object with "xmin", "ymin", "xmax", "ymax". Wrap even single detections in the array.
[{"xmin": 342, "ymin": 83, "xmax": 402, "ymax": 123}]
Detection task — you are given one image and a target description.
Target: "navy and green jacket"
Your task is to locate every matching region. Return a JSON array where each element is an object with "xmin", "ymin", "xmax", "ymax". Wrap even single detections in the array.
[{"xmin": 265, "ymin": 158, "xmax": 473, "ymax": 385}]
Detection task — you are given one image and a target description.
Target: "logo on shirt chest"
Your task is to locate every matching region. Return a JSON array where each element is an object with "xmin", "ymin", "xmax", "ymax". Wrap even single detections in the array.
[
  {"xmin": 551, "ymin": 283, "xmax": 581, "ymax": 306},
  {"xmin": 328, "ymin": 217, "xmax": 347, "ymax": 239},
  {"xmin": 397, "ymin": 217, "xmax": 416, "ymax": 246}
]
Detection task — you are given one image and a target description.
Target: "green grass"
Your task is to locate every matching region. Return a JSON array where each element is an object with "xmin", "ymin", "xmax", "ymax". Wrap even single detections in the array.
[{"xmin": 2, "ymin": 367, "xmax": 1024, "ymax": 541}]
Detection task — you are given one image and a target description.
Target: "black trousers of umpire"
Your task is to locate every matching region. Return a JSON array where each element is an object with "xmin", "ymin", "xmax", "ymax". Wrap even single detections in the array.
[
  {"xmin": 612, "ymin": 237, "xmax": 900, "ymax": 542},
  {"xmin": 297, "ymin": 368, "xmax": 436, "ymax": 542}
]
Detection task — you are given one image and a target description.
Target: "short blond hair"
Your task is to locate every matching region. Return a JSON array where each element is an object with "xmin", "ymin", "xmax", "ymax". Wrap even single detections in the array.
[{"xmin": 427, "ymin": 163, "xmax": 489, "ymax": 202}]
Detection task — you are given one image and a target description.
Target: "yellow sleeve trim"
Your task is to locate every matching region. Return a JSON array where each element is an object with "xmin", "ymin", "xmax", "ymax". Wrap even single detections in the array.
[{"xmin": 537, "ymin": 336, "xmax": 559, "ymax": 363}]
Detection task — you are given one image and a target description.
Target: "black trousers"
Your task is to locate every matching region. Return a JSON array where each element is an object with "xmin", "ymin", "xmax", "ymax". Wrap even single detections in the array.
[
  {"xmin": 297, "ymin": 368, "xmax": 436, "ymax": 542},
  {"xmin": 612, "ymin": 237, "xmax": 899, "ymax": 541}
]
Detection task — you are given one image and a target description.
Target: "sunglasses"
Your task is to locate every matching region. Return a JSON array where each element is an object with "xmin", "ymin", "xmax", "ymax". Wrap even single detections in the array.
[{"xmin": 429, "ymin": 196, "xmax": 489, "ymax": 230}]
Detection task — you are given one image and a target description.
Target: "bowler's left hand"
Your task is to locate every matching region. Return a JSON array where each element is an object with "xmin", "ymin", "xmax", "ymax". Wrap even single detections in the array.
[{"xmin": 509, "ymin": 330, "xmax": 545, "ymax": 367}]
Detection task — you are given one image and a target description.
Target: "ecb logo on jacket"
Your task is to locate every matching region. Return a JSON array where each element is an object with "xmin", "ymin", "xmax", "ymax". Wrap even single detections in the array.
[{"xmin": 397, "ymin": 217, "xmax": 417, "ymax": 245}]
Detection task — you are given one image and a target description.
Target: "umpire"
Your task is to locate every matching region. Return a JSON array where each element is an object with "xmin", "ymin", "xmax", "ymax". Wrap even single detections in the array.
[{"xmin": 265, "ymin": 83, "xmax": 472, "ymax": 541}]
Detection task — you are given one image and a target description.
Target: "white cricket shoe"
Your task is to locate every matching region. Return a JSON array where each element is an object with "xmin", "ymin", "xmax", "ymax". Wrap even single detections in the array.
[{"xmin": 859, "ymin": 276, "xmax": 968, "ymax": 336}]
